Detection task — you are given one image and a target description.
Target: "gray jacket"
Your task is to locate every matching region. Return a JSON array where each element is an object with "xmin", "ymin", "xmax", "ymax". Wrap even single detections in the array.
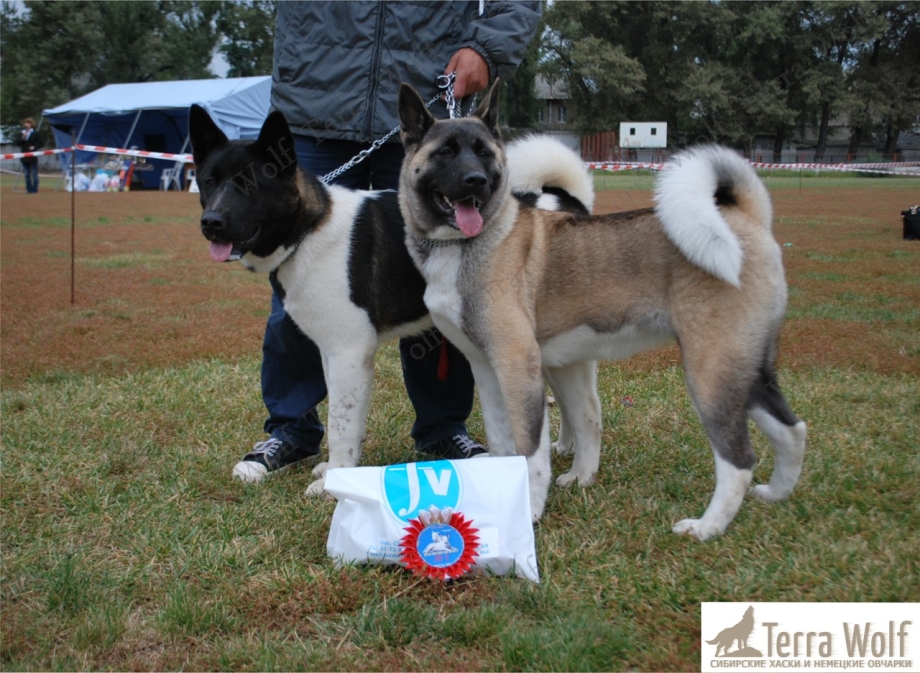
[{"xmin": 271, "ymin": 1, "xmax": 542, "ymax": 143}]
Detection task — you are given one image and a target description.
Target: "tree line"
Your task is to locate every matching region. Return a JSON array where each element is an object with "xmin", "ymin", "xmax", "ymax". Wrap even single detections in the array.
[
  {"xmin": 2, "ymin": 1, "xmax": 917, "ymax": 161},
  {"xmin": 0, "ymin": 0, "xmax": 276, "ymax": 140},
  {"xmin": 540, "ymin": 1, "xmax": 919, "ymax": 160}
]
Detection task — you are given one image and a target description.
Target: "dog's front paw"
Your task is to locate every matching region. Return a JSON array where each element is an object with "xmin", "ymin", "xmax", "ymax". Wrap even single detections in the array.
[
  {"xmin": 311, "ymin": 461, "xmax": 329, "ymax": 478},
  {"xmin": 672, "ymin": 518, "xmax": 724, "ymax": 541},
  {"xmin": 750, "ymin": 483, "xmax": 791, "ymax": 503},
  {"xmin": 555, "ymin": 469, "xmax": 595, "ymax": 488},
  {"xmin": 551, "ymin": 440, "xmax": 575, "ymax": 456},
  {"xmin": 304, "ymin": 476, "xmax": 328, "ymax": 498}
]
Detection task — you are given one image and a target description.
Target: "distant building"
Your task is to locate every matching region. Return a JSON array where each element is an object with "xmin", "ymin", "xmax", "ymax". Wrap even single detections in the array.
[
  {"xmin": 751, "ymin": 113, "xmax": 919, "ymax": 163},
  {"xmin": 533, "ymin": 75, "xmax": 579, "ymax": 151}
]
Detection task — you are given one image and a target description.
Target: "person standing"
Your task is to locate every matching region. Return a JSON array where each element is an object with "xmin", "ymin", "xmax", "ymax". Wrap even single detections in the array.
[
  {"xmin": 17, "ymin": 118, "xmax": 44, "ymax": 194},
  {"xmin": 232, "ymin": 1, "xmax": 543, "ymax": 482}
]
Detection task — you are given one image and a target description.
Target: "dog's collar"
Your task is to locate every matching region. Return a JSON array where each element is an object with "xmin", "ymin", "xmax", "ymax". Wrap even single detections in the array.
[{"xmin": 413, "ymin": 236, "xmax": 470, "ymax": 249}]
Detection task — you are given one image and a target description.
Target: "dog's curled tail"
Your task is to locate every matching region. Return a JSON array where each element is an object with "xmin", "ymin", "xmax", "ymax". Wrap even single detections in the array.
[
  {"xmin": 506, "ymin": 135, "xmax": 596, "ymax": 214},
  {"xmin": 653, "ymin": 145, "xmax": 772, "ymax": 287}
]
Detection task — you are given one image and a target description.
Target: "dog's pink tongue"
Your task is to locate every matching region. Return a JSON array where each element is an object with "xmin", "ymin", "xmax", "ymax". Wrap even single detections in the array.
[
  {"xmin": 209, "ymin": 241, "xmax": 234, "ymax": 262},
  {"xmin": 454, "ymin": 201, "xmax": 483, "ymax": 238}
]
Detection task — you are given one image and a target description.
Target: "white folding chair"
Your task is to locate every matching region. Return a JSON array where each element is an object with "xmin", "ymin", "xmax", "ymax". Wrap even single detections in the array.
[{"xmin": 159, "ymin": 161, "xmax": 184, "ymax": 191}]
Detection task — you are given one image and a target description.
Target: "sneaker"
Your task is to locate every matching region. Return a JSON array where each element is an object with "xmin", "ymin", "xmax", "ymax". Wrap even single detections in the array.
[
  {"xmin": 232, "ymin": 437, "xmax": 321, "ymax": 483},
  {"xmin": 419, "ymin": 433, "xmax": 489, "ymax": 460}
]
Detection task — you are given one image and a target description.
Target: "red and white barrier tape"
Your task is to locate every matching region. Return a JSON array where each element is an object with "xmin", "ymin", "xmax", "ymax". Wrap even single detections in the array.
[
  {"xmin": 5, "ymin": 146, "xmax": 917, "ymax": 176},
  {"xmin": 748, "ymin": 161, "xmax": 920, "ymax": 172},
  {"xmin": 587, "ymin": 160, "xmax": 919, "ymax": 176},
  {"xmin": 1, "ymin": 148, "xmax": 72, "ymax": 160},
  {"xmin": 2, "ymin": 146, "xmax": 192, "ymax": 162},
  {"xmin": 74, "ymin": 144, "xmax": 193, "ymax": 162},
  {"xmin": 822, "ymin": 161, "xmax": 918, "ymax": 169},
  {"xmin": 587, "ymin": 162, "xmax": 665, "ymax": 172}
]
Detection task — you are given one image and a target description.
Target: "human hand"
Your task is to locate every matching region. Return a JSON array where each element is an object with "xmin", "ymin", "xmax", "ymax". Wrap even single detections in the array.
[{"xmin": 444, "ymin": 48, "xmax": 489, "ymax": 99}]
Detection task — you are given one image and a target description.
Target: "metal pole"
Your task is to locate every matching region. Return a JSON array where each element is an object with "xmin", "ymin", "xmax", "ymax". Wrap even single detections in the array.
[
  {"xmin": 124, "ymin": 110, "xmax": 142, "ymax": 149},
  {"xmin": 71, "ymin": 131, "xmax": 76, "ymax": 305}
]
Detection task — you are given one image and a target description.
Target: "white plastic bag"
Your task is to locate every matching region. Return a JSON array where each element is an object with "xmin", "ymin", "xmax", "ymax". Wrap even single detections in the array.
[
  {"xmin": 324, "ymin": 456, "xmax": 539, "ymax": 582},
  {"xmin": 89, "ymin": 171, "xmax": 108, "ymax": 192},
  {"xmin": 65, "ymin": 172, "xmax": 91, "ymax": 192}
]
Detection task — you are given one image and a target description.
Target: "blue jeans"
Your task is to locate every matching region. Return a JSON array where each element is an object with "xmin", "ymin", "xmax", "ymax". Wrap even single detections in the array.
[
  {"xmin": 261, "ymin": 137, "xmax": 474, "ymax": 449},
  {"xmin": 22, "ymin": 162, "xmax": 39, "ymax": 193}
]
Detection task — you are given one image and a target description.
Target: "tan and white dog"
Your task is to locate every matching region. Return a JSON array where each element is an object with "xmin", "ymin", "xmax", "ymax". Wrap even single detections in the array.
[{"xmin": 397, "ymin": 83, "xmax": 806, "ymax": 540}]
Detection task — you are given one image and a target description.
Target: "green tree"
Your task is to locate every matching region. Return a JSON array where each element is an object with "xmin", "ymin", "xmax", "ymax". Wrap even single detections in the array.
[
  {"xmin": 539, "ymin": 2, "xmax": 646, "ymax": 135},
  {"xmin": 0, "ymin": 1, "xmax": 26, "ymax": 134},
  {"xmin": 847, "ymin": 2, "xmax": 920, "ymax": 157},
  {"xmin": 160, "ymin": 1, "xmax": 223, "ymax": 81},
  {"xmin": 216, "ymin": 0, "xmax": 276, "ymax": 78},
  {"xmin": 0, "ymin": 0, "xmax": 221, "ymax": 140},
  {"xmin": 538, "ymin": 1, "xmax": 802, "ymax": 151},
  {"xmin": 796, "ymin": 3, "xmax": 869, "ymax": 161},
  {"xmin": 502, "ymin": 17, "xmax": 542, "ymax": 131},
  {"xmin": 844, "ymin": 7, "xmax": 891, "ymax": 157},
  {"xmin": 2, "ymin": 1, "xmax": 105, "ymax": 132},
  {"xmin": 724, "ymin": 2, "xmax": 804, "ymax": 161},
  {"xmin": 538, "ymin": 1, "xmax": 914, "ymax": 161}
]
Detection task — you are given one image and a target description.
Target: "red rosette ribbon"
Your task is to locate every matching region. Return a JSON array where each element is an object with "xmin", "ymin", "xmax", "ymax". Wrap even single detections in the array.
[{"xmin": 399, "ymin": 506, "xmax": 480, "ymax": 581}]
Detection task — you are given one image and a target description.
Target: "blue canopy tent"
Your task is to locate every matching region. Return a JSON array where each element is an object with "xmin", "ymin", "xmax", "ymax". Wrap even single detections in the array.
[{"xmin": 42, "ymin": 76, "xmax": 271, "ymax": 190}]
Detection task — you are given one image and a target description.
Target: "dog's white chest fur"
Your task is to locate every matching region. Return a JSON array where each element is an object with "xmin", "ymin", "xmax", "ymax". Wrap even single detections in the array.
[
  {"xmin": 420, "ymin": 248, "xmax": 475, "ymax": 352},
  {"xmin": 274, "ymin": 189, "xmax": 373, "ymax": 344}
]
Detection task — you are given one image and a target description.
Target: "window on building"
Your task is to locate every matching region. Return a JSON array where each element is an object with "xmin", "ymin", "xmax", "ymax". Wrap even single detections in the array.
[
  {"xmin": 630, "ymin": 128, "xmax": 636, "ymax": 135},
  {"xmin": 537, "ymin": 108, "xmax": 544, "ymax": 123},
  {"xmin": 651, "ymin": 128, "xmax": 657, "ymax": 136},
  {"xmin": 557, "ymin": 106, "xmax": 567, "ymax": 123}
]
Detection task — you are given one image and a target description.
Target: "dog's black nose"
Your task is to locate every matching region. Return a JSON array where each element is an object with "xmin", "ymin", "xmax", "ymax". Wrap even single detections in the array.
[
  {"xmin": 201, "ymin": 210, "xmax": 224, "ymax": 233},
  {"xmin": 463, "ymin": 171, "xmax": 488, "ymax": 188}
]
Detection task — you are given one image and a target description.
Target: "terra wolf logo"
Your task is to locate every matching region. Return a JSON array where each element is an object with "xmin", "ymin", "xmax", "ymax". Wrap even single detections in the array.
[
  {"xmin": 382, "ymin": 461, "xmax": 462, "ymax": 523},
  {"xmin": 706, "ymin": 605, "xmax": 763, "ymax": 657}
]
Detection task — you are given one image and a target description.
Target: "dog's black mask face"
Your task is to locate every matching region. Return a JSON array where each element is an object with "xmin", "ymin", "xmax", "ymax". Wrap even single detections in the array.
[
  {"xmin": 189, "ymin": 105, "xmax": 303, "ymax": 261},
  {"xmin": 398, "ymin": 83, "xmax": 505, "ymax": 238}
]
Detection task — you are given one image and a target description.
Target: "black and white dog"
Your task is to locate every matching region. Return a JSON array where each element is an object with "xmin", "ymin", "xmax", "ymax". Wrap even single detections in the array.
[{"xmin": 188, "ymin": 105, "xmax": 594, "ymax": 495}]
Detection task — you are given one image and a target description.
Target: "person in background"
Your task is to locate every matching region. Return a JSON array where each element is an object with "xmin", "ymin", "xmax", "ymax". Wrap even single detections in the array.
[
  {"xmin": 17, "ymin": 118, "xmax": 44, "ymax": 194},
  {"xmin": 232, "ymin": 1, "xmax": 543, "ymax": 483}
]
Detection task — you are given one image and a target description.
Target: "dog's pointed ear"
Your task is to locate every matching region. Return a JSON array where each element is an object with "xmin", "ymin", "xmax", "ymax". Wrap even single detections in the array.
[
  {"xmin": 399, "ymin": 83, "xmax": 435, "ymax": 149},
  {"xmin": 256, "ymin": 110, "xmax": 298, "ymax": 178},
  {"xmin": 473, "ymin": 79, "xmax": 502, "ymax": 141},
  {"xmin": 189, "ymin": 104, "xmax": 228, "ymax": 166}
]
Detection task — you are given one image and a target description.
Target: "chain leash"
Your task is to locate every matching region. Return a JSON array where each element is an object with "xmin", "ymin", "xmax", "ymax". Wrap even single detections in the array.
[
  {"xmin": 319, "ymin": 73, "xmax": 459, "ymax": 185},
  {"xmin": 441, "ymin": 72, "xmax": 458, "ymax": 120}
]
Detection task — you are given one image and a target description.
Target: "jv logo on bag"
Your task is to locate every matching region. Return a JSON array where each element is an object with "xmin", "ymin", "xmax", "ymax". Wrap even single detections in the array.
[{"xmin": 383, "ymin": 461, "xmax": 462, "ymax": 523}]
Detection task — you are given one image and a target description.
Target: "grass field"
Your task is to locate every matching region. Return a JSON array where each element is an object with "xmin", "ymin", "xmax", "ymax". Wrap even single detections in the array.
[{"xmin": 1, "ymin": 173, "xmax": 918, "ymax": 671}]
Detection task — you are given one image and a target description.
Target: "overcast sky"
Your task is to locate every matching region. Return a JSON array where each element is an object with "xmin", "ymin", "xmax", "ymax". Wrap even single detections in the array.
[{"xmin": 209, "ymin": 51, "xmax": 230, "ymax": 78}]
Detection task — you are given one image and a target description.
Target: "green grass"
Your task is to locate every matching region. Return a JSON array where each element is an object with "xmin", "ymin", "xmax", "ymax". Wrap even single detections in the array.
[
  {"xmin": 591, "ymin": 169, "xmax": 919, "ymax": 191},
  {"xmin": 2, "ymin": 352, "xmax": 917, "ymax": 670},
  {"xmin": 79, "ymin": 251, "xmax": 173, "ymax": 270},
  {"xmin": 591, "ymin": 171, "xmax": 658, "ymax": 192},
  {"xmin": 787, "ymin": 287, "xmax": 918, "ymax": 324},
  {"xmin": 2, "ymin": 173, "xmax": 918, "ymax": 669}
]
